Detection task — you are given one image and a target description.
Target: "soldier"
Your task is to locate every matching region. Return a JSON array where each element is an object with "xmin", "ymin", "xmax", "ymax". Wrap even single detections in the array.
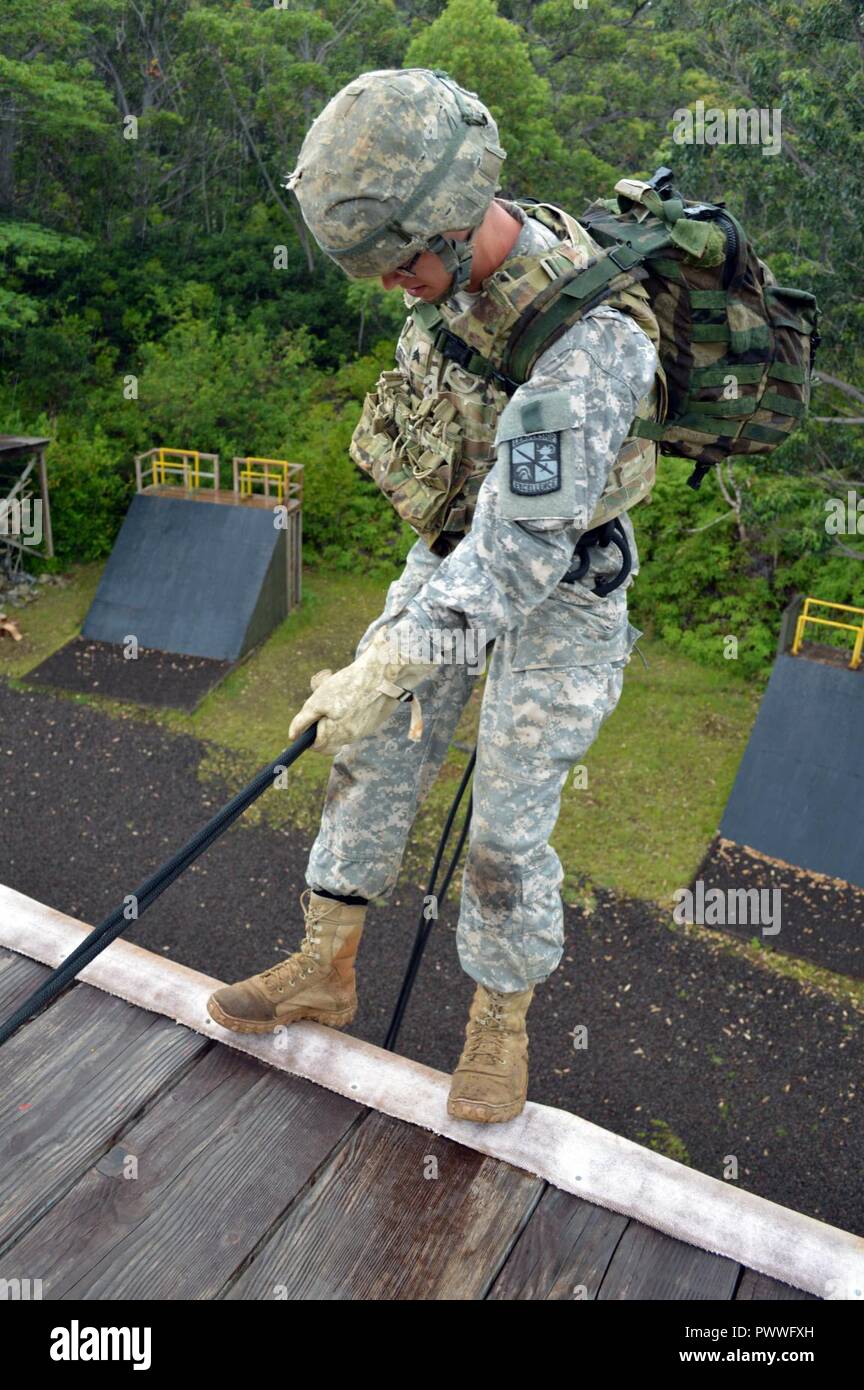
[{"xmin": 207, "ymin": 67, "xmax": 663, "ymax": 1124}]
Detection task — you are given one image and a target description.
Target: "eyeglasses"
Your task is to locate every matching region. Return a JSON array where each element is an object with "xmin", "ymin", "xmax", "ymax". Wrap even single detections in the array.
[{"xmin": 391, "ymin": 249, "xmax": 422, "ymax": 279}]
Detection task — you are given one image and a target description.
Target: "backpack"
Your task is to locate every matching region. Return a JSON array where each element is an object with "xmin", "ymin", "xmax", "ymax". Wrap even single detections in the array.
[
  {"xmin": 571, "ymin": 166, "xmax": 821, "ymax": 488},
  {"xmin": 427, "ymin": 168, "xmax": 820, "ymax": 493}
]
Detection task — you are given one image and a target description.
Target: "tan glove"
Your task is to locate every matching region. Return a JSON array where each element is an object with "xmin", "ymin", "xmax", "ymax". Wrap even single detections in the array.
[{"xmin": 288, "ymin": 623, "xmax": 439, "ymax": 755}]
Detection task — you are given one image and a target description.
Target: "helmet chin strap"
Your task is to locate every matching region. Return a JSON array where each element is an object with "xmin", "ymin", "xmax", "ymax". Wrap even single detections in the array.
[{"xmin": 423, "ymin": 227, "xmax": 479, "ymax": 305}]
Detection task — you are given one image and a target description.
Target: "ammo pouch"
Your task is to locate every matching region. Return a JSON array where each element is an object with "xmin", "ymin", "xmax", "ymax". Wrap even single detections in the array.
[{"xmin": 350, "ymin": 370, "xmax": 497, "ymax": 543}]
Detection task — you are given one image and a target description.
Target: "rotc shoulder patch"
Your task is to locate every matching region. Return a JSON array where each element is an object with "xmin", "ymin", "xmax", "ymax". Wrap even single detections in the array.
[
  {"xmin": 494, "ymin": 383, "xmax": 586, "ymax": 525},
  {"xmin": 509, "ymin": 431, "xmax": 561, "ymax": 497}
]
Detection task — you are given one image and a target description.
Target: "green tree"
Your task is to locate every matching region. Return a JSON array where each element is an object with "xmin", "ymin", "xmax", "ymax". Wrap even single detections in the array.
[
  {"xmin": 0, "ymin": 0, "xmax": 115, "ymax": 216},
  {"xmin": 405, "ymin": 0, "xmax": 566, "ymax": 197},
  {"xmin": 0, "ymin": 220, "xmax": 88, "ymax": 330},
  {"xmin": 499, "ymin": 0, "xmax": 712, "ymax": 206},
  {"xmin": 648, "ymin": 0, "xmax": 864, "ymax": 580}
]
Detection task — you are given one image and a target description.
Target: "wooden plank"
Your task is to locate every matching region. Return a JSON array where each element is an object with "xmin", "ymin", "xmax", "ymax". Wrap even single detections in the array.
[
  {"xmin": 3, "ymin": 890, "xmax": 862, "ymax": 1301},
  {"xmin": 38, "ymin": 447, "xmax": 53, "ymax": 558},
  {"xmin": 491, "ymin": 1189, "xmax": 815, "ymax": 1301},
  {"xmin": 2, "ymin": 1045, "xmax": 362, "ymax": 1298},
  {"xmin": 0, "ymin": 951, "xmax": 52, "ymax": 1017},
  {"xmin": 0, "ymin": 984, "xmax": 207, "ymax": 1252},
  {"xmin": 491, "ymin": 1189, "xmax": 813, "ymax": 1302},
  {"xmin": 226, "ymin": 1109, "xmax": 543, "ymax": 1300},
  {"xmin": 736, "ymin": 1267, "xmax": 819, "ymax": 1301},
  {"xmin": 488, "ymin": 1185, "xmax": 628, "ymax": 1300},
  {"xmin": 597, "ymin": 1221, "xmax": 740, "ymax": 1300}
]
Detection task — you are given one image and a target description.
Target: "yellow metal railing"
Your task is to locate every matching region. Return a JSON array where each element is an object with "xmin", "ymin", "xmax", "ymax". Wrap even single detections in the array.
[
  {"xmin": 135, "ymin": 447, "xmax": 220, "ymax": 493},
  {"xmin": 791, "ymin": 596, "xmax": 864, "ymax": 670},
  {"xmin": 156, "ymin": 448, "xmax": 198, "ymax": 486},
  {"xmin": 232, "ymin": 457, "xmax": 303, "ymax": 505},
  {"xmin": 134, "ymin": 447, "xmax": 305, "ymax": 514}
]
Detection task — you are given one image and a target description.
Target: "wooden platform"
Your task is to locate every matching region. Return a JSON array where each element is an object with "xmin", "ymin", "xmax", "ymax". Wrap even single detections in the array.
[
  {"xmin": 140, "ymin": 485, "xmax": 297, "ymax": 511},
  {"xmin": 1, "ymin": 887, "xmax": 860, "ymax": 1301}
]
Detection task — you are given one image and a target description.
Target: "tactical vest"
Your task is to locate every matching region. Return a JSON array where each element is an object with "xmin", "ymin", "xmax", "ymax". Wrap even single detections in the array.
[{"xmin": 349, "ymin": 199, "xmax": 666, "ymax": 556}]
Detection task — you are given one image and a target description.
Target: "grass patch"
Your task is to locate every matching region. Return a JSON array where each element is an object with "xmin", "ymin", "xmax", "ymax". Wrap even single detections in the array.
[
  {"xmin": 635, "ymin": 1118, "xmax": 692, "ymax": 1166},
  {"xmin": 551, "ymin": 645, "xmax": 762, "ymax": 903},
  {"xmin": 0, "ymin": 565, "xmax": 102, "ymax": 677},
  {"xmin": 681, "ymin": 919, "xmax": 864, "ymax": 1014}
]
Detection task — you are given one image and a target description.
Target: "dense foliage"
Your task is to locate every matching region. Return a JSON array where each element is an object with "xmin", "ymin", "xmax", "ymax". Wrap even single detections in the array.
[{"xmin": 2, "ymin": 0, "xmax": 862, "ymax": 674}]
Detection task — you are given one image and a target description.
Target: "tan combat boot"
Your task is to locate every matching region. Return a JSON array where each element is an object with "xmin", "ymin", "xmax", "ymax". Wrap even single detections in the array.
[
  {"xmin": 447, "ymin": 983, "xmax": 536, "ymax": 1123},
  {"xmin": 206, "ymin": 888, "xmax": 367, "ymax": 1035}
]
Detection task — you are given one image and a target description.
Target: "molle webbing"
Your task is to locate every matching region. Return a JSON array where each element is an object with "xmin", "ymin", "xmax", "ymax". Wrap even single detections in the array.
[
  {"xmin": 348, "ymin": 199, "xmax": 664, "ymax": 550},
  {"xmin": 577, "ymin": 175, "xmax": 819, "ymax": 483}
]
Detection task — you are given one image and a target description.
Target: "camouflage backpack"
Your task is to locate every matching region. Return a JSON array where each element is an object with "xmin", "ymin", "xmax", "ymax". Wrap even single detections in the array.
[
  {"xmin": 573, "ymin": 166, "xmax": 821, "ymax": 489},
  {"xmin": 428, "ymin": 166, "xmax": 820, "ymax": 494}
]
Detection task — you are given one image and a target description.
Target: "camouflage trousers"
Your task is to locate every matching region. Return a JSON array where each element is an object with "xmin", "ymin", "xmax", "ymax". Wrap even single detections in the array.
[{"xmin": 305, "ymin": 542, "xmax": 631, "ymax": 993}]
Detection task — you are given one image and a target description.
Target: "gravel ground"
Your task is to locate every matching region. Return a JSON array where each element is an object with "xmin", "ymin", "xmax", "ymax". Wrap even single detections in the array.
[
  {"xmin": 2, "ymin": 677, "xmax": 861, "ymax": 1235},
  {"xmin": 28, "ymin": 636, "xmax": 235, "ymax": 711},
  {"xmin": 694, "ymin": 835, "xmax": 864, "ymax": 979}
]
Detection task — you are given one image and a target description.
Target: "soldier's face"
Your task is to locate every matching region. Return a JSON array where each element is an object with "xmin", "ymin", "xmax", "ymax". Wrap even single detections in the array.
[{"xmin": 379, "ymin": 229, "xmax": 467, "ymax": 299}]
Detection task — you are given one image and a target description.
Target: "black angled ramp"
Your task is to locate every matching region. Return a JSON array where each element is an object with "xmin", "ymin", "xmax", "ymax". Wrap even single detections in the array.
[
  {"xmin": 720, "ymin": 653, "xmax": 864, "ymax": 888},
  {"xmin": 82, "ymin": 495, "xmax": 288, "ymax": 662}
]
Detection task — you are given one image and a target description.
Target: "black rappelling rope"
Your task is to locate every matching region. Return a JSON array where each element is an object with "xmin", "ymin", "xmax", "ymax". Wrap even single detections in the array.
[
  {"xmin": 0, "ymin": 725, "xmax": 318, "ymax": 1048},
  {"xmin": 383, "ymin": 745, "xmax": 477, "ymax": 1051},
  {"xmin": 0, "ymin": 711, "xmax": 479, "ymax": 1056}
]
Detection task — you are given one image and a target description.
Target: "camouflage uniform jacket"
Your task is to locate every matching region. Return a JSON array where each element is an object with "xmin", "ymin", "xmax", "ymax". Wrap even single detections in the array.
[{"xmin": 397, "ymin": 204, "xmax": 660, "ymax": 666}]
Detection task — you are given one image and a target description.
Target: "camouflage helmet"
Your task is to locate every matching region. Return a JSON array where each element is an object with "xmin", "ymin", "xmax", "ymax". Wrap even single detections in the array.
[{"xmin": 283, "ymin": 68, "xmax": 506, "ymax": 294}]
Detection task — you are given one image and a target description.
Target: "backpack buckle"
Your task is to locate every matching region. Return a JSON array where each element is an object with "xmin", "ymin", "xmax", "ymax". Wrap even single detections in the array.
[
  {"xmin": 607, "ymin": 243, "xmax": 639, "ymax": 272},
  {"xmin": 434, "ymin": 327, "xmax": 474, "ymax": 371}
]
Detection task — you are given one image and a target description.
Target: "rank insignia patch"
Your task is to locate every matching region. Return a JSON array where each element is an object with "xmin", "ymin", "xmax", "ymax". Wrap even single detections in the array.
[{"xmin": 509, "ymin": 432, "xmax": 562, "ymax": 497}]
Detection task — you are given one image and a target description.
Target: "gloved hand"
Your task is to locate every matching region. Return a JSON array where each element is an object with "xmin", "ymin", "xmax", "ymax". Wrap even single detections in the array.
[{"xmin": 288, "ymin": 621, "xmax": 439, "ymax": 755}]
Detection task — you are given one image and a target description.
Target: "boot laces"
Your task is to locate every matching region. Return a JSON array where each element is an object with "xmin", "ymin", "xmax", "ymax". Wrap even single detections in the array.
[
  {"xmin": 464, "ymin": 995, "xmax": 509, "ymax": 1066},
  {"xmin": 259, "ymin": 888, "xmax": 325, "ymax": 993}
]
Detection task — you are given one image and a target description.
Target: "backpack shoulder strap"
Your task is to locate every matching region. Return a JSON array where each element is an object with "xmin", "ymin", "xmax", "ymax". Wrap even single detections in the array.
[
  {"xmin": 411, "ymin": 298, "xmax": 522, "ymax": 395},
  {"xmin": 503, "ymin": 242, "xmax": 652, "ymax": 383},
  {"xmin": 408, "ymin": 199, "xmax": 665, "ymax": 398}
]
